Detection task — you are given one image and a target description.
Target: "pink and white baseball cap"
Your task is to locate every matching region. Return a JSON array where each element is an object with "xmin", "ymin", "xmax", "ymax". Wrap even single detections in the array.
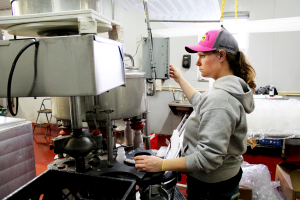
[{"xmin": 185, "ymin": 28, "xmax": 239, "ymax": 55}]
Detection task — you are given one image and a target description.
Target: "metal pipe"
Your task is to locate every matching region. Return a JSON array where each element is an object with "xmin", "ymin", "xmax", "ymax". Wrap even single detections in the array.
[
  {"xmin": 143, "ymin": 0, "xmax": 156, "ymax": 96},
  {"xmin": 150, "ymin": 20, "xmax": 221, "ymax": 23},
  {"xmin": 61, "ymin": 119, "xmax": 71, "ymax": 127},
  {"xmin": 106, "ymin": 110, "xmax": 113, "ymax": 165},
  {"xmin": 93, "ymin": 95, "xmax": 100, "ymax": 105},
  {"xmin": 124, "ymin": 53, "xmax": 134, "ymax": 67},
  {"xmin": 142, "ymin": 111, "xmax": 150, "ymax": 150},
  {"xmin": 69, "ymin": 96, "xmax": 82, "ymax": 131}
]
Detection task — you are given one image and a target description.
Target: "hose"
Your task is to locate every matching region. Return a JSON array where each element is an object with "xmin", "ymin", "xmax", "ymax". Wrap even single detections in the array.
[
  {"xmin": 124, "ymin": 53, "xmax": 135, "ymax": 67},
  {"xmin": 7, "ymin": 40, "xmax": 40, "ymax": 116}
]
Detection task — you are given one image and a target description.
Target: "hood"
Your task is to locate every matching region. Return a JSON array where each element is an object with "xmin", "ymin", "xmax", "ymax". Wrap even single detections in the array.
[{"xmin": 213, "ymin": 75, "xmax": 255, "ymax": 114}]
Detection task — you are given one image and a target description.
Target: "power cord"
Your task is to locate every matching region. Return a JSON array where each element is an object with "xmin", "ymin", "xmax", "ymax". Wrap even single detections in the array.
[
  {"xmin": 125, "ymin": 39, "xmax": 142, "ymax": 62},
  {"xmin": 7, "ymin": 40, "xmax": 40, "ymax": 116}
]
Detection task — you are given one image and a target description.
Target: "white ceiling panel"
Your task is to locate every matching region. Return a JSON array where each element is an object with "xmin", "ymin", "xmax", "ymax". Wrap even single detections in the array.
[{"xmin": 115, "ymin": 0, "xmax": 221, "ymax": 28}]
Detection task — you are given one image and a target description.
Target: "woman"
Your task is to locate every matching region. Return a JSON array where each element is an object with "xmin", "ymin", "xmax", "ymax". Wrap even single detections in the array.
[{"xmin": 135, "ymin": 28, "xmax": 256, "ymax": 199}]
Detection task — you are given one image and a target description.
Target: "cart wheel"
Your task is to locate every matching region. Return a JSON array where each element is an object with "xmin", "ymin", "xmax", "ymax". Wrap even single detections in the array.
[{"xmin": 281, "ymin": 154, "xmax": 286, "ymax": 161}]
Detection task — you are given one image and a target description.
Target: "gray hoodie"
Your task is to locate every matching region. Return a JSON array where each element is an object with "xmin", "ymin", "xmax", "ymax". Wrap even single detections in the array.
[{"xmin": 182, "ymin": 75, "xmax": 255, "ymax": 183}]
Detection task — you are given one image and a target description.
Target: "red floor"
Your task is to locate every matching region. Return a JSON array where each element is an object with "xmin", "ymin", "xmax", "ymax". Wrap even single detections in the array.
[
  {"xmin": 33, "ymin": 124, "xmax": 57, "ymax": 176},
  {"xmin": 33, "ymin": 125, "xmax": 300, "ymax": 198}
]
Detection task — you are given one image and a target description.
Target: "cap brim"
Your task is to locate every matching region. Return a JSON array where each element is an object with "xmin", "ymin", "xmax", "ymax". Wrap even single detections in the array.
[{"xmin": 185, "ymin": 45, "xmax": 216, "ymax": 53}]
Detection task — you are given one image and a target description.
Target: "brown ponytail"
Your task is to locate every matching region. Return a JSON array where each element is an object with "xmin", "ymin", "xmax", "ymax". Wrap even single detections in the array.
[{"xmin": 226, "ymin": 50, "xmax": 256, "ymax": 91}]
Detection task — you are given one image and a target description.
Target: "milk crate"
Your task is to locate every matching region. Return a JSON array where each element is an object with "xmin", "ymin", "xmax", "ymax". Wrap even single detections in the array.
[{"xmin": 259, "ymin": 139, "xmax": 282, "ymax": 147}]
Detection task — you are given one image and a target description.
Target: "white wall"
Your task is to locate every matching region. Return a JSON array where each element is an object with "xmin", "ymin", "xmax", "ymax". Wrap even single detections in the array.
[{"xmin": 219, "ymin": 0, "xmax": 300, "ymax": 91}]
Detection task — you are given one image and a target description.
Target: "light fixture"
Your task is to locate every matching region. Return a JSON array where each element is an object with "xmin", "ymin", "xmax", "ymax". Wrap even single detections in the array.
[{"xmin": 152, "ymin": 16, "xmax": 300, "ymax": 37}]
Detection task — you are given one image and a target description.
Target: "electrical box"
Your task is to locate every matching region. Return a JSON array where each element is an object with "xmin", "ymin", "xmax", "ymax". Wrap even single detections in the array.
[{"xmin": 142, "ymin": 37, "xmax": 170, "ymax": 79}]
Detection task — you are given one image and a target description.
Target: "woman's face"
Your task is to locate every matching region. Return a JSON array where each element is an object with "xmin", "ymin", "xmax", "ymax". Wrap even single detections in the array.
[{"xmin": 196, "ymin": 51, "xmax": 221, "ymax": 80}]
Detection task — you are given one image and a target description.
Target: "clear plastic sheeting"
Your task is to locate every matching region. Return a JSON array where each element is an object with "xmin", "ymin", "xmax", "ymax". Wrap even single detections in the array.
[
  {"xmin": 114, "ymin": 0, "xmax": 220, "ymax": 28},
  {"xmin": 247, "ymin": 99, "xmax": 300, "ymax": 139},
  {"xmin": 240, "ymin": 162, "xmax": 283, "ymax": 200}
]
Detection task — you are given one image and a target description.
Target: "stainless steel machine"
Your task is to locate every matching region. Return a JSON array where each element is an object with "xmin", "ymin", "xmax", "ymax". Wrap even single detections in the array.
[{"xmin": 0, "ymin": 1, "xmax": 180, "ymax": 199}]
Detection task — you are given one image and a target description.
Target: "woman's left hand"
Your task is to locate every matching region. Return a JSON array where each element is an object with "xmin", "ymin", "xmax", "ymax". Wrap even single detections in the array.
[{"xmin": 134, "ymin": 156, "xmax": 163, "ymax": 172}]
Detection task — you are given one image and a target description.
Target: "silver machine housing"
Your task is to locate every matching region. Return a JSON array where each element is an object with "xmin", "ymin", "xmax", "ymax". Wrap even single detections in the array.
[{"xmin": 0, "ymin": 35, "xmax": 125, "ymax": 97}]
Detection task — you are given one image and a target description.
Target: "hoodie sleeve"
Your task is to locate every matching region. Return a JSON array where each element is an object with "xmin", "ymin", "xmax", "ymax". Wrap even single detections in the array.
[
  {"xmin": 189, "ymin": 92, "xmax": 202, "ymax": 110},
  {"xmin": 184, "ymin": 108, "xmax": 238, "ymax": 173}
]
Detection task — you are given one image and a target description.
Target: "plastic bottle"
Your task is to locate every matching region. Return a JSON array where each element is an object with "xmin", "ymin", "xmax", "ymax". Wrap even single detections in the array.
[
  {"xmin": 116, "ymin": 147, "xmax": 126, "ymax": 164},
  {"xmin": 171, "ymin": 130, "xmax": 180, "ymax": 158},
  {"xmin": 269, "ymin": 85, "xmax": 274, "ymax": 97}
]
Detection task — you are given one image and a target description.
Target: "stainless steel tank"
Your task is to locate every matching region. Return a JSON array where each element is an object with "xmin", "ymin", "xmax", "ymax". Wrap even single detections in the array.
[
  {"xmin": 88, "ymin": 67, "xmax": 147, "ymax": 121},
  {"xmin": 10, "ymin": 0, "xmax": 102, "ymax": 16},
  {"xmin": 51, "ymin": 67, "xmax": 147, "ymax": 122}
]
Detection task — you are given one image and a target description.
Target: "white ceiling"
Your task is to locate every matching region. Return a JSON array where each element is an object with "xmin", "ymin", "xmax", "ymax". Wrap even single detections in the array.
[
  {"xmin": 0, "ymin": 0, "xmax": 11, "ymax": 10},
  {"xmin": 115, "ymin": 0, "xmax": 220, "ymax": 28}
]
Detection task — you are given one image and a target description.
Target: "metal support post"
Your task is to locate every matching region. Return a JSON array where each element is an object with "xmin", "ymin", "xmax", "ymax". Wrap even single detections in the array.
[
  {"xmin": 100, "ymin": 109, "xmax": 114, "ymax": 165},
  {"xmin": 69, "ymin": 96, "xmax": 83, "ymax": 135}
]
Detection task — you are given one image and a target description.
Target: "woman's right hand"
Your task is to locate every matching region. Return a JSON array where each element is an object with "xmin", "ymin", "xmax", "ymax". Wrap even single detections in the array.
[{"xmin": 170, "ymin": 64, "xmax": 182, "ymax": 83}]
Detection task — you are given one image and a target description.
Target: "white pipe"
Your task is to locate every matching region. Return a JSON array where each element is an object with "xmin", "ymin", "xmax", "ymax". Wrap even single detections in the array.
[{"xmin": 149, "ymin": 85, "xmax": 207, "ymax": 92}]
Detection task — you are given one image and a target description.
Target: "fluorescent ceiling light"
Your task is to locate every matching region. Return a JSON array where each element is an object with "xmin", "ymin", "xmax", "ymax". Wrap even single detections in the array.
[
  {"xmin": 152, "ymin": 17, "xmax": 300, "ymax": 37},
  {"xmin": 115, "ymin": 0, "xmax": 220, "ymax": 28}
]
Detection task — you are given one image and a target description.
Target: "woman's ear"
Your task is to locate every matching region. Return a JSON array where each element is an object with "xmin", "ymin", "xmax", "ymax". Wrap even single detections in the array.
[{"xmin": 219, "ymin": 50, "xmax": 226, "ymax": 62}]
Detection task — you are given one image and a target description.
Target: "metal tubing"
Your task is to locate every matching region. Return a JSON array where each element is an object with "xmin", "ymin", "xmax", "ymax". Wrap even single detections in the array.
[
  {"xmin": 69, "ymin": 96, "xmax": 82, "ymax": 131},
  {"xmin": 142, "ymin": 111, "xmax": 150, "ymax": 150},
  {"xmin": 143, "ymin": 0, "xmax": 156, "ymax": 96},
  {"xmin": 125, "ymin": 53, "xmax": 134, "ymax": 67},
  {"xmin": 106, "ymin": 112, "xmax": 113, "ymax": 164},
  {"xmin": 150, "ymin": 20, "xmax": 220, "ymax": 23},
  {"xmin": 61, "ymin": 119, "xmax": 71, "ymax": 127}
]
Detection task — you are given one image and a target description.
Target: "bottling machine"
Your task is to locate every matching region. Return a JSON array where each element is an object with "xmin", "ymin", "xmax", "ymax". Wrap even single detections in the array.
[{"xmin": 0, "ymin": 1, "xmax": 180, "ymax": 199}]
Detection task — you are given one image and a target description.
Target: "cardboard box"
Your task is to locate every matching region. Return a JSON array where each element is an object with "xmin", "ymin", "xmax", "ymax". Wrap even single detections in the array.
[
  {"xmin": 275, "ymin": 162, "xmax": 300, "ymax": 200},
  {"xmin": 239, "ymin": 185, "xmax": 252, "ymax": 200}
]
